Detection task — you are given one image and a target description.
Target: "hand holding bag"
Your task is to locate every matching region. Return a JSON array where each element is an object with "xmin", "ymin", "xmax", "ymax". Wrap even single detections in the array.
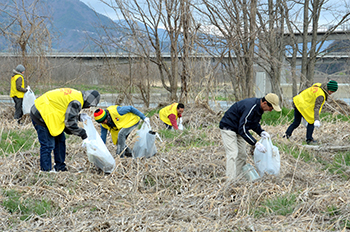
[{"xmin": 254, "ymin": 137, "xmax": 280, "ymax": 177}]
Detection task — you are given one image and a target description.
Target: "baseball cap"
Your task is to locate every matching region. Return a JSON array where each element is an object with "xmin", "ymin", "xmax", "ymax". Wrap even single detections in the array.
[{"xmin": 265, "ymin": 93, "xmax": 281, "ymax": 112}]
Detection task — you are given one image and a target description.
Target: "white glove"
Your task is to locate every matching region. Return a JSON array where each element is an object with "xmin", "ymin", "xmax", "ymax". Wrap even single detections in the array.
[
  {"xmin": 178, "ymin": 123, "xmax": 184, "ymax": 130},
  {"xmin": 314, "ymin": 120, "xmax": 321, "ymax": 128},
  {"xmin": 82, "ymin": 138, "xmax": 89, "ymax": 148},
  {"xmin": 255, "ymin": 142, "xmax": 267, "ymax": 153},
  {"xmin": 144, "ymin": 117, "xmax": 150, "ymax": 127},
  {"xmin": 261, "ymin": 131, "xmax": 270, "ymax": 138},
  {"xmin": 179, "ymin": 117, "xmax": 183, "ymax": 124},
  {"xmin": 26, "ymin": 86, "xmax": 31, "ymax": 91},
  {"xmin": 79, "ymin": 113, "xmax": 91, "ymax": 122}
]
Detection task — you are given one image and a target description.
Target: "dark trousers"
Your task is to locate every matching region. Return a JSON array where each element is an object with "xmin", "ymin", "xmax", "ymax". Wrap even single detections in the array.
[
  {"xmin": 12, "ymin": 97, "xmax": 23, "ymax": 120},
  {"xmin": 164, "ymin": 123, "xmax": 173, "ymax": 130},
  {"xmin": 32, "ymin": 119, "xmax": 67, "ymax": 171},
  {"xmin": 285, "ymin": 106, "xmax": 315, "ymax": 141}
]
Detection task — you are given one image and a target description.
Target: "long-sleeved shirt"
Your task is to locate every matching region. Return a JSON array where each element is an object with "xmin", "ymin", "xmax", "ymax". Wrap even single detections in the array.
[
  {"xmin": 100, "ymin": 105, "xmax": 146, "ymax": 143},
  {"xmin": 219, "ymin": 98, "xmax": 264, "ymax": 146}
]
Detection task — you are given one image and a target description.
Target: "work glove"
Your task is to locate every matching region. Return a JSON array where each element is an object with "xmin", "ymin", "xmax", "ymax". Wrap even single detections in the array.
[
  {"xmin": 179, "ymin": 117, "xmax": 183, "ymax": 124},
  {"xmin": 79, "ymin": 113, "xmax": 91, "ymax": 122},
  {"xmin": 82, "ymin": 138, "xmax": 90, "ymax": 148},
  {"xmin": 26, "ymin": 86, "xmax": 31, "ymax": 91},
  {"xmin": 255, "ymin": 142, "xmax": 267, "ymax": 153},
  {"xmin": 144, "ymin": 117, "xmax": 150, "ymax": 127},
  {"xmin": 261, "ymin": 131, "xmax": 270, "ymax": 138},
  {"xmin": 314, "ymin": 120, "xmax": 321, "ymax": 128}
]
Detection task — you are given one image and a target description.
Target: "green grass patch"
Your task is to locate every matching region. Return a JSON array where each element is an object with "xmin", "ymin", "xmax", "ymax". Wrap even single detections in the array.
[
  {"xmin": 276, "ymin": 143, "xmax": 315, "ymax": 162},
  {"xmin": 145, "ymin": 108, "xmax": 160, "ymax": 118},
  {"xmin": 261, "ymin": 107, "xmax": 294, "ymax": 126},
  {"xmin": 2, "ymin": 189, "xmax": 57, "ymax": 221},
  {"xmin": 0, "ymin": 129, "xmax": 39, "ymax": 154},
  {"xmin": 254, "ymin": 193, "xmax": 297, "ymax": 218},
  {"xmin": 325, "ymin": 152, "xmax": 350, "ymax": 179}
]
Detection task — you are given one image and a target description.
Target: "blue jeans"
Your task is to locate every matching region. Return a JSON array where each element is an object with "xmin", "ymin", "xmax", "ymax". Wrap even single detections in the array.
[
  {"xmin": 32, "ymin": 120, "xmax": 67, "ymax": 171},
  {"xmin": 285, "ymin": 106, "xmax": 315, "ymax": 141}
]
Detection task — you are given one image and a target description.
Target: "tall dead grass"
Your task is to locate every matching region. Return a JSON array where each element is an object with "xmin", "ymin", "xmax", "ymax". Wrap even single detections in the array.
[{"xmin": 0, "ymin": 104, "xmax": 349, "ymax": 231}]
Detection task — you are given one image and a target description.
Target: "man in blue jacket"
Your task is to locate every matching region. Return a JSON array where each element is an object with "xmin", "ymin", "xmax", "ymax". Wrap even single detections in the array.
[{"xmin": 219, "ymin": 93, "xmax": 281, "ymax": 180}]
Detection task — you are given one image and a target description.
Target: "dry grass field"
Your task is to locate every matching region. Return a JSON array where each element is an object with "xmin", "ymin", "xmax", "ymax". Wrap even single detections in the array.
[{"xmin": 0, "ymin": 102, "xmax": 349, "ymax": 231}]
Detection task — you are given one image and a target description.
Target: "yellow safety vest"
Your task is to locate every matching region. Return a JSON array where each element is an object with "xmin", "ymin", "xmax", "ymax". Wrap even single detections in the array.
[
  {"xmin": 101, "ymin": 105, "xmax": 140, "ymax": 144},
  {"xmin": 293, "ymin": 83, "xmax": 325, "ymax": 124},
  {"xmin": 35, "ymin": 88, "xmax": 84, "ymax": 136},
  {"xmin": 10, "ymin": 74, "xmax": 25, "ymax": 98},
  {"xmin": 159, "ymin": 103, "xmax": 179, "ymax": 126}
]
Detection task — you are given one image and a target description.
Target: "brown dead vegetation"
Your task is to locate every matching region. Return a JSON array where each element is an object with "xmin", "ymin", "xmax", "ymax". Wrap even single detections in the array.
[{"xmin": 0, "ymin": 103, "xmax": 349, "ymax": 231}]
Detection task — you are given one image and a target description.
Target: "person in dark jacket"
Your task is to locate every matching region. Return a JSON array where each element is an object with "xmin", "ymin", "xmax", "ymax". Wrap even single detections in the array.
[
  {"xmin": 10, "ymin": 64, "xmax": 28, "ymax": 124},
  {"xmin": 284, "ymin": 80, "xmax": 338, "ymax": 144},
  {"xmin": 30, "ymin": 88, "xmax": 100, "ymax": 172},
  {"xmin": 219, "ymin": 93, "xmax": 281, "ymax": 180}
]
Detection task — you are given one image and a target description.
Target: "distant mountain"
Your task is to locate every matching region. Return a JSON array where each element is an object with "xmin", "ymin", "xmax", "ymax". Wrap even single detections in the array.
[{"xmin": 0, "ymin": 0, "xmax": 122, "ymax": 52}]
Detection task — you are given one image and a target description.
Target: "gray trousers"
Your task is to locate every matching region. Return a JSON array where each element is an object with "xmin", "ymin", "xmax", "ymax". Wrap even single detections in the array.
[
  {"xmin": 116, "ymin": 122, "xmax": 140, "ymax": 157},
  {"xmin": 220, "ymin": 129, "xmax": 247, "ymax": 180}
]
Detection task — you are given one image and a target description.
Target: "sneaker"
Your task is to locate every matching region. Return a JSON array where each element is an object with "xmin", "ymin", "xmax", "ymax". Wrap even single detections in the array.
[
  {"xmin": 306, "ymin": 139, "xmax": 318, "ymax": 145},
  {"xmin": 283, "ymin": 134, "xmax": 290, "ymax": 139},
  {"xmin": 55, "ymin": 167, "xmax": 68, "ymax": 172}
]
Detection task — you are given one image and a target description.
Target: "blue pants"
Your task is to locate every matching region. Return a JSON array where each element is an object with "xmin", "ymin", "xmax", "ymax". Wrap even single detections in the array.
[
  {"xmin": 32, "ymin": 120, "xmax": 67, "ymax": 171},
  {"xmin": 285, "ymin": 106, "xmax": 315, "ymax": 141}
]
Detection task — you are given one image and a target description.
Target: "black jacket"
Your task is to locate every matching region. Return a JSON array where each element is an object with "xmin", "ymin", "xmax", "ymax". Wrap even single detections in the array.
[{"xmin": 219, "ymin": 97, "xmax": 264, "ymax": 146}]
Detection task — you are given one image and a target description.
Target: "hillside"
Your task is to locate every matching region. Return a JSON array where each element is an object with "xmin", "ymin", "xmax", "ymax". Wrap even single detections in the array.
[{"xmin": 0, "ymin": 0, "xmax": 118, "ymax": 52}]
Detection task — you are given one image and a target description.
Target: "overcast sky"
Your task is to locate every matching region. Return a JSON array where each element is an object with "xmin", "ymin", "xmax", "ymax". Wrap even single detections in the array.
[{"xmin": 79, "ymin": 0, "xmax": 350, "ymax": 27}]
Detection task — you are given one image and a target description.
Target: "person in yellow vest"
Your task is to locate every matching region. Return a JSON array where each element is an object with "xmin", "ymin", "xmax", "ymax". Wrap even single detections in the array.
[
  {"xmin": 284, "ymin": 80, "xmax": 338, "ymax": 144},
  {"xmin": 159, "ymin": 103, "xmax": 184, "ymax": 130},
  {"xmin": 10, "ymin": 64, "xmax": 29, "ymax": 124},
  {"xmin": 94, "ymin": 106, "xmax": 150, "ymax": 158},
  {"xmin": 30, "ymin": 88, "xmax": 100, "ymax": 172}
]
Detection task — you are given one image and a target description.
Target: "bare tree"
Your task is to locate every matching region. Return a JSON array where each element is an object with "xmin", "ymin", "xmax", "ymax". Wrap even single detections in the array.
[
  {"xmin": 99, "ymin": 0, "xmax": 189, "ymax": 102},
  {"xmin": 196, "ymin": 0, "xmax": 258, "ymax": 101},
  {"xmin": 289, "ymin": 0, "xmax": 350, "ymax": 90},
  {"xmin": 256, "ymin": 0, "xmax": 285, "ymax": 102},
  {"xmin": 0, "ymin": 0, "xmax": 52, "ymax": 85}
]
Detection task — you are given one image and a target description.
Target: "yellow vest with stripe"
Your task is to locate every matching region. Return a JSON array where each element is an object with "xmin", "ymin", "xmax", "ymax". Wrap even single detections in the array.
[
  {"xmin": 101, "ymin": 105, "xmax": 140, "ymax": 144},
  {"xmin": 35, "ymin": 88, "xmax": 84, "ymax": 136},
  {"xmin": 293, "ymin": 83, "xmax": 325, "ymax": 124},
  {"xmin": 159, "ymin": 103, "xmax": 179, "ymax": 126},
  {"xmin": 10, "ymin": 74, "xmax": 25, "ymax": 98}
]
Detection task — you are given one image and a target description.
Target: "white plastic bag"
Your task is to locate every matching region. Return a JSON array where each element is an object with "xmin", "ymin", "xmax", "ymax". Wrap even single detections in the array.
[
  {"xmin": 83, "ymin": 118, "xmax": 116, "ymax": 173},
  {"xmin": 132, "ymin": 123, "xmax": 157, "ymax": 158},
  {"xmin": 301, "ymin": 117, "xmax": 308, "ymax": 128},
  {"xmin": 22, "ymin": 88, "xmax": 36, "ymax": 115},
  {"xmin": 254, "ymin": 137, "xmax": 280, "ymax": 177},
  {"xmin": 178, "ymin": 117, "xmax": 183, "ymax": 130}
]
